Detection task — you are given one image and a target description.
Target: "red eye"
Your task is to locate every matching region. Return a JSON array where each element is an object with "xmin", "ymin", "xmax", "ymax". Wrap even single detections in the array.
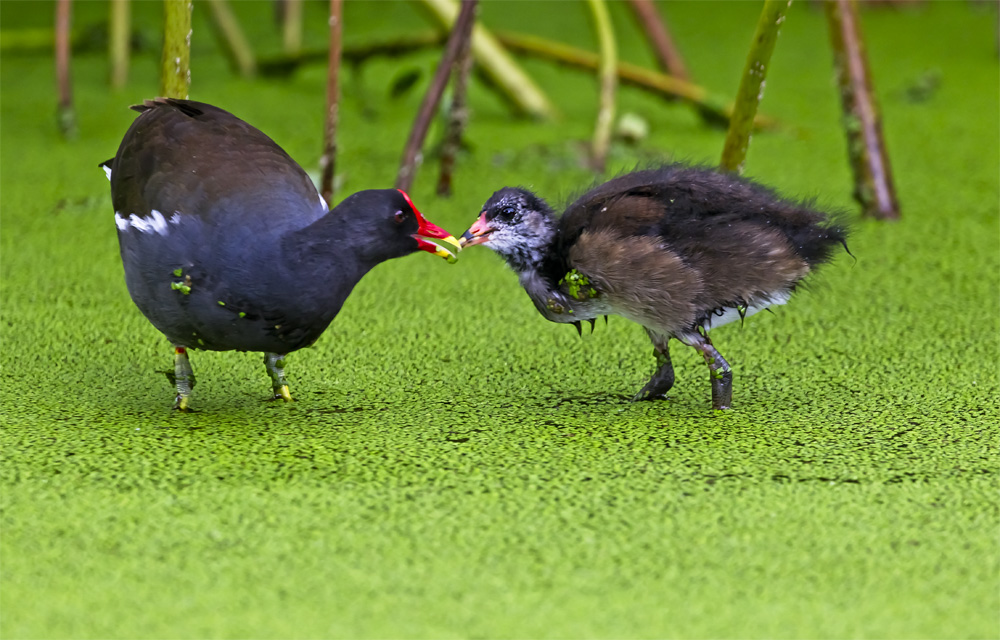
[{"xmin": 394, "ymin": 211, "xmax": 406, "ymax": 224}]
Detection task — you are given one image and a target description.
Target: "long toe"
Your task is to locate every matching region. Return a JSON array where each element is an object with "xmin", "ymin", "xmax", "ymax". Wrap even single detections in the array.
[
  {"xmin": 173, "ymin": 393, "xmax": 193, "ymax": 412},
  {"xmin": 631, "ymin": 363, "xmax": 676, "ymax": 402},
  {"xmin": 272, "ymin": 384, "xmax": 293, "ymax": 402}
]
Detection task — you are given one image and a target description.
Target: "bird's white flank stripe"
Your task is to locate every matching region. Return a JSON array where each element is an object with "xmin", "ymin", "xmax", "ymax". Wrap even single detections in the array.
[
  {"xmin": 102, "ymin": 164, "xmax": 112, "ymax": 181},
  {"xmin": 116, "ymin": 210, "xmax": 170, "ymax": 235}
]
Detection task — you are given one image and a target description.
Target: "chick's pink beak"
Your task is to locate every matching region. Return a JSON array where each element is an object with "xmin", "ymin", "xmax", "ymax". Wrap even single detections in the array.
[{"xmin": 459, "ymin": 212, "xmax": 493, "ymax": 248}]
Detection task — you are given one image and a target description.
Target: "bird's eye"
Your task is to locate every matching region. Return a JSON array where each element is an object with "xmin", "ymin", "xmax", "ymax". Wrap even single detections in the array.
[
  {"xmin": 496, "ymin": 205, "xmax": 518, "ymax": 222},
  {"xmin": 394, "ymin": 211, "xmax": 407, "ymax": 224}
]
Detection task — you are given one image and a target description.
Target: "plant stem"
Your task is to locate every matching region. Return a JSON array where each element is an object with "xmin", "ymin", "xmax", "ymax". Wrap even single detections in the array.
[
  {"xmin": 626, "ymin": 0, "xmax": 690, "ymax": 82},
  {"xmin": 396, "ymin": 0, "xmax": 478, "ymax": 192},
  {"xmin": 418, "ymin": 0, "xmax": 557, "ymax": 120},
  {"xmin": 160, "ymin": 0, "xmax": 192, "ymax": 99},
  {"xmin": 109, "ymin": 0, "xmax": 129, "ymax": 89},
  {"xmin": 204, "ymin": 0, "xmax": 256, "ymax": 78},
  {"xmin": 720, "ymin": 0, "xmax": 791, "ymax": 174},
  {"xmin": 586, "ymin": 0, "xmax": 617, "ymax": 173},
  {"xmin": 825, "ymin": 0, "xmax": 900, "ymax": 220},
  {"xmin": 282, "ymin": 0, "xmax": 303, "ymax": 57},
  {"xmin": 436, "ymin": 0, "xmax": 478, "ymax": 197},
  {"xmin": 494, "ymin": 30, "xmax": 776, "ymax": 130},
  {"xmin": 320, "ymin": 0, "xmax": 343, "ymax": 206},
  {"xmin": 258, "ymin": 33, "xmax": 446, "ymax": 76},
  {"xmin": 55, "ymin": 0, "xmax": 75, "ymax": 137}
]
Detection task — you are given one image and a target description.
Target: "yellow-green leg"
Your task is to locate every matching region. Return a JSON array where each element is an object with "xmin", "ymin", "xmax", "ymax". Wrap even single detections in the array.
[
  {"xmin": 173, "ymin": 345, "xmax": 196, "ymax": 411},
  {"xmin": 264, "ymin": 352, "xmax": 293, "ymax": 401}
]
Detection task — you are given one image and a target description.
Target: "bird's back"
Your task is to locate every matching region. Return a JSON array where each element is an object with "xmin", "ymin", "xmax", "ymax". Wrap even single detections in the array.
[
  {"xmin": 553, "ymin": 165, "xmax": 847, "ymax": 333},
  {"xmin": 558, "ymin": 165, "xmax": 845, "ymax": 268},
  {"xmin": 109, "ymin": 98, "xmax": 327, "ymax": 237}
]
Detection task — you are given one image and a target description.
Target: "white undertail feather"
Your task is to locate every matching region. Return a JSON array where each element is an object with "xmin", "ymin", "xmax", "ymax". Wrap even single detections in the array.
[{"xmin": 701, "ymin": 290, "xmax": 792, "ymax": 331}]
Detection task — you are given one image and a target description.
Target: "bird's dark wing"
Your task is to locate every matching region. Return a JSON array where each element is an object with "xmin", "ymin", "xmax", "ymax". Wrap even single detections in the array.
[
  {"xmin": 554, "ymin": 166, "xmax": 837, "ymax": 329},
  {"xmin": 556, "ymin": 165, "xmax": 846, "ymax": 268},
  {"xmin": 109, "ymin": 98, "xmax": 325, "ymax": 235}
]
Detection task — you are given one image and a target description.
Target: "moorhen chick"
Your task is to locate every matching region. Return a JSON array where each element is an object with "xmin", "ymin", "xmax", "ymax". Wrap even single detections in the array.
[
  {"xmin": 459, "ymin": 165, "xmax": 848, "ymax": 410},
  {"xmin": 102, "ymin": 98, "xmax": 458, "ymax": 410}
]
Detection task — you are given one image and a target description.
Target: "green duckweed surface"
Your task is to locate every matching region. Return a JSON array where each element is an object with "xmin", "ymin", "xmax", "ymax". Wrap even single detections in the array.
[{"xmin": 2, "ymin": 2, "xmax": 997, "ymax": 638}]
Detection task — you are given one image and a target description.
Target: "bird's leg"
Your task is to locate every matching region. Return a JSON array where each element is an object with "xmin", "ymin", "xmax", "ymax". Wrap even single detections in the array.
[
  {"xmin": 683, "ymin": 331, "xmax": 733, "ymax": 410},
  {"xmin": 172, "ymin": 345, "xmax": 196, "ymax": 411},
  {"xmin": 264, "ymin": 352, "xmax": 293, "ymax": 402},
  {"xmin": 633, "ymin": 329, "xmax": 675, "ymax": 401}
]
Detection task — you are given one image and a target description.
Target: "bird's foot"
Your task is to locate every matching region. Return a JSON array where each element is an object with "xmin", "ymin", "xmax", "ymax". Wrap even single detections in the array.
[
  {"xmin": 710, "ymin": 369, "xmax": 733, "ymax": 410},
  {"xmin": 680, "ymin": 331, "xmax": 733, "ymax": 410},
  {"xmin": 632, "ymin": 335, "xmax": 675, "ymax": 402},
  {"xmin": 173, "ymin": 393, "xmax": 196, "ymax": 412},
  {"xmin": 264, "ymin": 353, "xmax": 293, "ymax": 402},
  {"xmin": 270, "ymin": 384, "xmax": 294, "ymax": 402},
  {"xmin": 171, "ymin": 346, "xmax": 196, "ymax": 412},
  {"xmin": 631, "ymin": 388, "xmax": 670, "ymax": 403},
  {"xmin": 632, "ymin": 373, "xmax": 673, "ymax": 402},
  {"xmin": 701, "ymin": 349, "xmax": 732, "ymax": 410}
]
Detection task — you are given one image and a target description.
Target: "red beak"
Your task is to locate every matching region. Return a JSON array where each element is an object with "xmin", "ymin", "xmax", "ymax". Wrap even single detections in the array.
[
  {"xmin": 459, "ymin": 212, "xmax": 493, "ymax": 248},
  {"xmin": 397, "ymin": 189, "xmax": 458, "ymax": 262}
]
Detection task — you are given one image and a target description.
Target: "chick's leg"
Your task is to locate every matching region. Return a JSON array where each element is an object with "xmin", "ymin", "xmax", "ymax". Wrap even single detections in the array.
[
  {"xmin": 633, "ymin": 329, "xmax": 676, "ymax": 401},
  {"xmin": 680, "ymin": 330, "xmax": 732, "ymax": 410}
]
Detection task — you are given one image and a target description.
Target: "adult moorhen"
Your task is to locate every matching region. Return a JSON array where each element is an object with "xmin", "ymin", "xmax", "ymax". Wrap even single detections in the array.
[
  {"xmin": 103, "ymin": 98, "xmax": 458, "ymax": 410},
  {"xmin": 459, "ymin": 165, "xmax": 848, "ymax": 410}
]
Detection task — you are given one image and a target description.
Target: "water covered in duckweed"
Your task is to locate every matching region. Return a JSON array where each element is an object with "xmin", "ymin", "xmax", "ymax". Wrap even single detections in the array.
[{"xmin": 2, "ymin": 1, "xmax": 997, "ymax": 637}]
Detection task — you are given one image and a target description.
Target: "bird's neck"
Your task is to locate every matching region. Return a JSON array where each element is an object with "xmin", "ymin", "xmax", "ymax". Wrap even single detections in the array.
[
  {"xmin": 518, "ymin": 264, "xmax": 606, "ymax": 324},
  {"xmin": 496, "ymin": 211, "xmax": 558, "ymax": 275},
  {"xmin": 509, "ymin": 239, "xmax": 597, "ymax": 324},
  {"xmin": 281, "ymin": 210, "xmax": 381, "ymax": 278}
]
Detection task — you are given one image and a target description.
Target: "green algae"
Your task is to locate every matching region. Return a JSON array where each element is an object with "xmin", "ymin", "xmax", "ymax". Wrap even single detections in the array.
[
  {"xmin": 1, "ymin": 1, "xmax": 998, "ymax": 639},
  {"xmin": 560, "ymin": 268, "xmax": 598, "ymax": 300}
]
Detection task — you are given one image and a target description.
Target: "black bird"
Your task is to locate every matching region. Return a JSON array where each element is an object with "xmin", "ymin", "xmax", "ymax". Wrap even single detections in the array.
[
  {"xmin": 102, "ymin": 98, "xmax": 458, "ymax": 410},
  {"xmin": 459, "ymin": 165, "xmax": 848, "ymax": 410}
]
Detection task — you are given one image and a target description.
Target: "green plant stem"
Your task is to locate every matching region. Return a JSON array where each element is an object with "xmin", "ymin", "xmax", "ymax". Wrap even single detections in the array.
[
  {"xmin": 418, "ymin": 0, "xmax": 557, "ymax": 120},
  {"xmin": 282, "ymin": 0, "xmax": 303, "ymax": 56},
  {"xmin": 825, "ymin": 0, "xmax": 900, "ymax": 220},
  {"xmin": 494, "ymin": 30, "xmax": 776, "ymax": 130},
  {"xmin": 160, "ymin": 0, "xmax": 192, "ymax": 98},
  {"xmin": 254, "ymin": 29, "xmax": 774, "ymax": 131},
  {"xmin": 257, "ymin": 33, "xmax": 445, "ymax": 76},
  {"xmin": 586, "ymin": 0, "xmax": 617, "ymax": 173},
  {"xmin": 109, "ymin": 0, "xmax": 129, "ymax": 89},
  {"xmin": 204, "ymin": 0, "xmax": 256, "ymax": 78},
  {"xmin": 719, "ymin": 0, "xmax": 791, "ymax": 174}
]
